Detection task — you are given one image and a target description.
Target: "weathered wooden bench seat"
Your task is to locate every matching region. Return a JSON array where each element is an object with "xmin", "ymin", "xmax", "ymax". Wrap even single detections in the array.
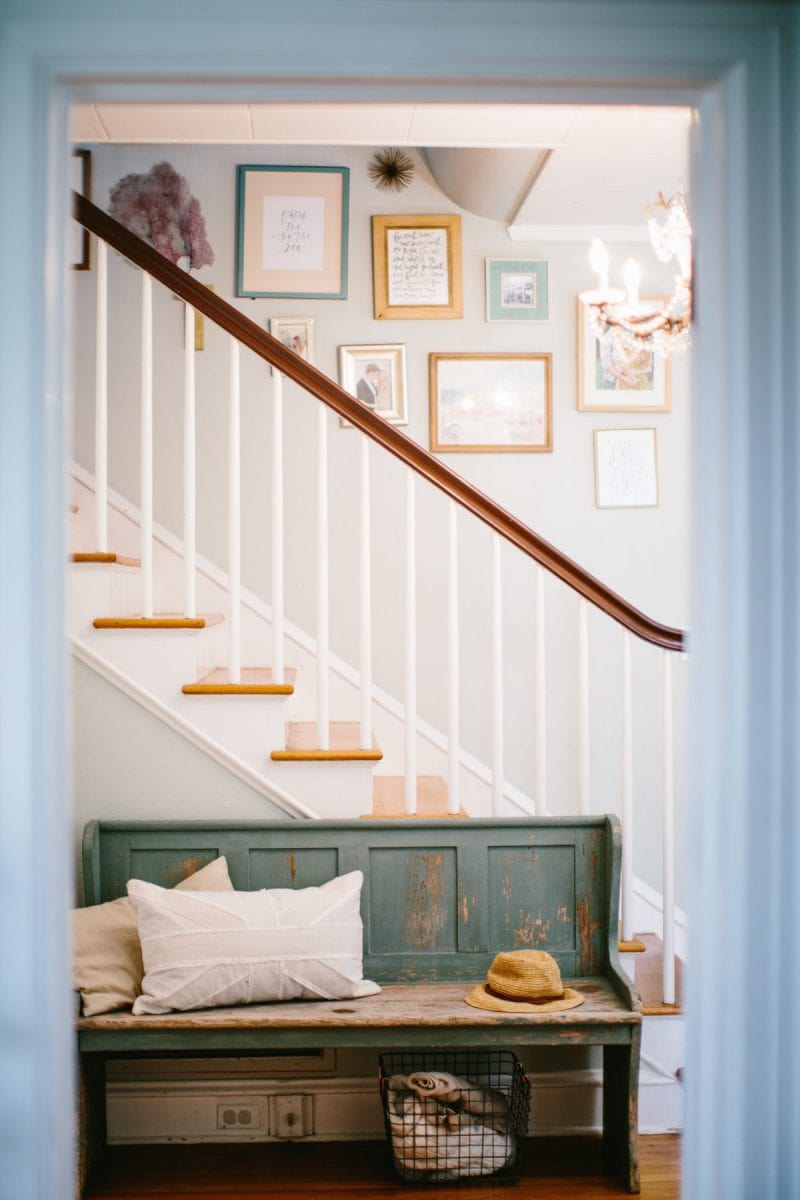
[{"xmin": 77, "ymin": 816, "xmax": 642, "ymax": 1193}]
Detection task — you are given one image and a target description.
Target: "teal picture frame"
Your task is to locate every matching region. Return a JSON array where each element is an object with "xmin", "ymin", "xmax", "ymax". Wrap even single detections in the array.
[
  {"xmin": 236, "ymin": 165, "xmax": 349, "ymax": 299},
  {"xmin": 485, "ymin": 258, "xmax": 549, "ymax": 322}
]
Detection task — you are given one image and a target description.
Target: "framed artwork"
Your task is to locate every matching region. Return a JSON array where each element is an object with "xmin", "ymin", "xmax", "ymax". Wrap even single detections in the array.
[
  {"xmin": 71, "ymin": 148, "xmax": 91, "ymax": 270},
  {"xmin": 429, "ymin": 352, "xmax": 552, "ymax": 453},
  {"xmin": 236, "ymin": 165, "xmax": 349, "ymax": 299},
  {"xmin": 269, "ymin": 316, "xmax": 315, "ymax": 368},
  {"xmin": 485, "ymin": 258, "xmax": 549, "ymax": 322},
  {"xmin": 577, "ymin": 296, "xmax": 671, "ymax": 411},
  {"xmin": 594, "ymin": 428, "xmax": 659, "ymax": 508},
  {"xmin": 338, "ymin": 344, "xmax": 408, "ymax": 427},
  {"xmin": 372, "ymin": 213, "xmax": 462, "ymax": 319}
]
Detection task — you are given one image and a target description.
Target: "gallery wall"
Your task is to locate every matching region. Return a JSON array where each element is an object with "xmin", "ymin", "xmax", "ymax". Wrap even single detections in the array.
[{"xmin": 70, "ymin": 141, "xmax": 689, "ymax": 900}]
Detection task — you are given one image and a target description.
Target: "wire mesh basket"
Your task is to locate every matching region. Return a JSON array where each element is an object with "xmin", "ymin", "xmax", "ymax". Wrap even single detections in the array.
[{"xmin": 379, "ymin": 1050, "xmax": 530, "ymax": 1185}]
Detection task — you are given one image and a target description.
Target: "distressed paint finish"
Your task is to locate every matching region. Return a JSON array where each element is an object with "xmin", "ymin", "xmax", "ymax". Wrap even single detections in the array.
[{"xmin": 78, "ymin": 816, "xmax": 640, "ymax": 1192}]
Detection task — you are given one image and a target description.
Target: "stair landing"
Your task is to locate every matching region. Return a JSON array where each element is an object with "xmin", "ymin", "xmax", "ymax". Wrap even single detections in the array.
[
  {"xmin": 271, "ymin": 721, "xmax": 382, "ymax": 762},
  {"xmin": 368, "ymin": 775, "xmax": 467, "ymax": 818},
  {"xmin": 183, "ymin": 667, "xmax": 296, "ymax": 696}
]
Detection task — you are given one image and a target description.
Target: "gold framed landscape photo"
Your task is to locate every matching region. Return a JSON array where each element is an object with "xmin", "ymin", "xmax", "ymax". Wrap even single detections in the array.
[
  {"xmin": 372, "ymin": 213, "xmax": 462, "ymax": 319},
  {"xmin": 485, "ymin": 258, "xmax": 549, "ymax": 322},
  {"xmin": 338, "ymin": 344, "xmax": 408, "ymax": 427},
  {"xmin": 236, "ymin": 165, "xmax": 349, "ymax": 299},
  {"xmin": 577, "ymin": 296, "xmax": 671, "ymax": 412},
  {"xmin": 594, "ymin": 427, "xmax": 659, "ymax": 508},
  {"xmin": 269, "ymin": 316, "xmax": 315, "ymax": 366},
  {"xmin": 429, "ymin": 352, "xmax": 552, "ymax": 453}
]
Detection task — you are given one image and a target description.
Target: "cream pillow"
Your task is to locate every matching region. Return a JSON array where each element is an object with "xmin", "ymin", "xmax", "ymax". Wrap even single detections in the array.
[
  {"xmin": 73, "ymin": 855, "xmax": 232, "ymax": 1016},
  {"xmin": 128, "ymin": 870, "xmax": 380, "ymax": 1015}
]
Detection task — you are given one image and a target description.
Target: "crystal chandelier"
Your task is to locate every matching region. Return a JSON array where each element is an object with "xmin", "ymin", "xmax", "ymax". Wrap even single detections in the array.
[{"xmin": 580, "ymin": 192, "xmax": 692, "ymax": 358}]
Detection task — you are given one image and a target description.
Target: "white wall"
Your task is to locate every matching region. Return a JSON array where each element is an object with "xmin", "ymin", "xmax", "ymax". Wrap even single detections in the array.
[{"xmin": 71, "ymin": 140, "xmax": 690, "ymax": 900}]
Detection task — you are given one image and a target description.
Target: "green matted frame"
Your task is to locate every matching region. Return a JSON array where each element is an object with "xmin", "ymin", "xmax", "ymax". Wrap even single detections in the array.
[
  {"xmin": 236, "ymin": 164, "xmax": 349, "ymax": 299},
  {"xmin": 485, "ymin": 257, "xmax": 549, "ymax": 322}
]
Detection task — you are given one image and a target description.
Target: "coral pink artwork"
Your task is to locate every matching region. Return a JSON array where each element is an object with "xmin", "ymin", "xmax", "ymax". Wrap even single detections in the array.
[{"xmin": 109, "ymin": 162, "xmax": 214, "ymax": 270}]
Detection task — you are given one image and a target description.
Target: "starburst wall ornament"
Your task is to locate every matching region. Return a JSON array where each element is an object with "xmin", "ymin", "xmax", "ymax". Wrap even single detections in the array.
[{"xmin": 368, "ymin": 148, "xmax": 415, "ymax": 193}]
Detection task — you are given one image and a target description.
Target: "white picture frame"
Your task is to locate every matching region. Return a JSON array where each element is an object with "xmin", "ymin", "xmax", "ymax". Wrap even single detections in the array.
[
  {"xmin": 268, "ymin": 316, "xmax": 315, "ymax": 371},
  {"xmin": 578, "ymin": 296, "xmax": 671, "ymax": 412},
  {"xmin": 338, "ymin": 344, "xmax": 408, "ymax": 427},
  {"xmin": 594, "ymin": 428, "xmax": 659, "ymax": 508}
]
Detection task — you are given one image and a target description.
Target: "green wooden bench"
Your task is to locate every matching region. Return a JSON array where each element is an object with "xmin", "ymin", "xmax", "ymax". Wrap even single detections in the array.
[{"xmin": 76, "ymin": 816, "xmax": 642, "ymax": 1193}]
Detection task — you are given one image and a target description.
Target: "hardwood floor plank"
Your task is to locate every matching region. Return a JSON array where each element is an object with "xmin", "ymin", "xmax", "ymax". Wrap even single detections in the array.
[{"xmin": 85, "ymin": 1135, "xmax": 680, "ymax": 1198}]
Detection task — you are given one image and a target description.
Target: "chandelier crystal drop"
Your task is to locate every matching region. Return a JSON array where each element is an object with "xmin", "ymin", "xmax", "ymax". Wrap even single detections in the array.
[{"xmin": 580, "ymin": 192, "xmax": 692, "ymax": 359}]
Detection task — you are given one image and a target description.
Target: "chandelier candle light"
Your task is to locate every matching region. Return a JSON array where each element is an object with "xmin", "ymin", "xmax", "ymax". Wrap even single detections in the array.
[{"xmin": 580, "ymin": 192, "xmax": 693, "ymax": 359}]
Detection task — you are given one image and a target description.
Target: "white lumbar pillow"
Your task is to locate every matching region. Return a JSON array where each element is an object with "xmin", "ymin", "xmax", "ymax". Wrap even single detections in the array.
[{"xmin": 128, "ymin": 870, "xmax": 380, "ymax": 1015}]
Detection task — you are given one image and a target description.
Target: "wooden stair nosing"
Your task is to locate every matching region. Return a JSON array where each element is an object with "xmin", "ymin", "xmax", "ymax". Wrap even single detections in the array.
[
  {"xmin": 93, "ymin": 613, "xmax": 224, "ymax": 630},
  {"xmin": 72, "ymin": 552, "xmax": 141, "ymax": 567},
  {"xmin": 272, "ymin": 720, "xmax": 382, "ymax": 762},
  {"xmin": 271, "ymin": 747, "xmax": 383, "ymax": 762},
  {"xmin": 182, "ymin": 666, "xmax": 297, "ymax": 696}
]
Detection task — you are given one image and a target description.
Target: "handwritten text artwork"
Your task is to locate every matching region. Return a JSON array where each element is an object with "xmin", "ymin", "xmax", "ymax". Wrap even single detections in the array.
[
  {"xmin": 262, "ymin": 196, "xmax": 325, "ymax": 271},
  {"xmin": 387, "ymin": 227, "xmax": 450, "ymax": 307}
]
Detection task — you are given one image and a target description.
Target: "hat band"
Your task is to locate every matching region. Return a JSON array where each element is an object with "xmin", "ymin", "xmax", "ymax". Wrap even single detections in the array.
[{"xmin": 486, "ymin": 982, "xmax": 566, "ymax": 1005}]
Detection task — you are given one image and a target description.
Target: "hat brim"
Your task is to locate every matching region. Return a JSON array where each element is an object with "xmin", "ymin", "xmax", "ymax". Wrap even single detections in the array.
[{"xmin": 464, "ymin": 983, "xmax": 585, "ymax": 1014}]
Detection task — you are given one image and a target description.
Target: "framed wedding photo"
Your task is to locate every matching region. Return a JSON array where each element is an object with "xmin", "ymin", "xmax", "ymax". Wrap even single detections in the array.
[
  {"xmin": 338, "ymin": 344, "xmax": 408, "ymax": 427},
  {"xmin": 372, "ymin": 213, "xmax": 463, "ymax": 320},
  {"xmin": 485, "ymin": 258, "xmax": 549, "ymax": 322},
  {"xmin": 429, "ymin": 352, "xmax": 552, "ymax": 453},
  {"xmin": 269, "ymin": 316, "xmax": 315, "ymax": 367},
  {"xmin": 594, "ymin": 427, "xmax": 659, "ymax": 508},
  {"xmin": 577, "ymin": 296, "xmax": 671, "ymax": 412},
  {"xmin": 236, "ymin": 165, "xmax": 349, "ymax": 299}
]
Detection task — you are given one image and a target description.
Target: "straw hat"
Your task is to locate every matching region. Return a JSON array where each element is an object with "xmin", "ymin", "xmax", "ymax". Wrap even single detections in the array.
[{"xmin": 464, "ymin": 950, "xmax": 584, "ymax": 1013}]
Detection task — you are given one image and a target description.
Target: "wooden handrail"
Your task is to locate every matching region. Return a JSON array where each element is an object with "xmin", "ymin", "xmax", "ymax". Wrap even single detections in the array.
[{"xmin": 74, "ymin": 192, "xmax": 686, "ymax": 653}]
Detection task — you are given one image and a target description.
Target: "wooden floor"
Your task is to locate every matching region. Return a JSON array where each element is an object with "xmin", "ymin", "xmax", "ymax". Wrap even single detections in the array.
[{"xmin": 85, "ymin": 1135, "xmax": 680, "ymax": 1199}]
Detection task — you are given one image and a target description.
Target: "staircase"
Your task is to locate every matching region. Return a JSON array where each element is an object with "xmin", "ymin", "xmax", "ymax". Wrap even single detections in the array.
[{"xmin": 70, "ymin": 191, "xmax": 687, "ymax": 1039}]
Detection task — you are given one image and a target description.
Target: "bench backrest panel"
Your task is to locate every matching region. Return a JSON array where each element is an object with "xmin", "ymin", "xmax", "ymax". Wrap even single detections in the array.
[{"xmin": 83, "ymin": 817, "xmax": 620, "ymax": 982}]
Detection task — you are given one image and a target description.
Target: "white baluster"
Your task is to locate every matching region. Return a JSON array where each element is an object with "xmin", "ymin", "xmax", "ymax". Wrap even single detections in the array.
[
  {"xmin": 404, "ymin": 470, "xmax": 416, "ymax": 814},
  {"xmin": 621, "ymin": 630, "xmax": 634, "ymax": 942},
  {"xmin": 535, "ymin": 564, "xmax": 547, "ymax": 815},
  {"xmin": 316, "ymin": 405, "xmax": 330, "ymax": 749},
  {"xmin": 140, "ymin": 271, "xmax": 153, "ymax": 618},
  {"xmin": 447, "ymin": 502, "xmax": 460, "ymax": 815},
  {"xmin": 95, "ymin": 239, "xmax": 108, "ymax": 553},
  {"xmin": 662, "ymin": 650, "xmax": 676, "ymax": 1005},
  {"xmin": 228, "ymin": 340, "xmax": 241, "ymax": 684},
  {"xmin": 359, "ymin": 434, "xmax": 372, "ymax": 749},
  {"xmin": 271, "ymin": 371, "xmax": 284, "ymax": 685},
  {"xmin": 578, "ymin": 598, "xmax": 590, "ymax": 814},
  {"xmin": 183, "ymin": 302, "xmax": 196, "ymax": 618},
  {"xmin": 492, "ymin": 534, "xmax": 503, "ymax": 815}
]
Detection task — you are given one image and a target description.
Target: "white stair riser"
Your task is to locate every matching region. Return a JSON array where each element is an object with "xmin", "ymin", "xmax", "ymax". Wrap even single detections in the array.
[
  {"xmin": 68, "ymin": 564, "xmax": 141, "ymax": 630},
  {"xmin": 83, "ymin": 630, "xmax": 201, "ymax": 695},
  {"xmin": 174, "ymin": 694, "xmax": 290, "ymax": 762},
  {"xmin": 267, "ymin": 761, "xmax": 375, "ymax": 819}
]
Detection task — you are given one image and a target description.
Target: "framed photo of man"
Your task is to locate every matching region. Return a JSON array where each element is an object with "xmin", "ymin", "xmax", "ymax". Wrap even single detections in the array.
[{"xmin": 338, "ymin": 344, "xmax": 408, "ymax": 427}]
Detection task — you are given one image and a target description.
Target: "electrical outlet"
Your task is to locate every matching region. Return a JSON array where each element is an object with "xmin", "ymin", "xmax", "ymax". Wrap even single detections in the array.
[
  {"xmin": 216, "ymin": 1101, "xmax": 262, "ymax": 1131},
  {"xmin": 272, "ymin": 1094, "xmax": 307, "ymax": 1139}
]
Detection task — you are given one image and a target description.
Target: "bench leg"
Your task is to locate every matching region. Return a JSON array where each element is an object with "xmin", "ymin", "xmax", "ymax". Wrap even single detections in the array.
[
  {"xmin": 602, "ymin": 1027, "xmax": 641, "ymax": 1194},
  {"xmin": 76, "ymin": 1053, "xmax": 106, "ymax": 1199}
]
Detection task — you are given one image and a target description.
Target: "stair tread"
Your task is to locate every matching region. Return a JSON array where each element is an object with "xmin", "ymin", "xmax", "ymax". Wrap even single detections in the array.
[
  {"xmin": 368, "ymin": 775, "xmax": 468, "ymax": 818},
  {"xmin": 183, "ymin": 667, "xmax": 296, "ymax": 695},
  {"xmin": 633, "ymin": 931, "xmax": 684, "ymax": 1015},
  {"xmin": 271, "ymin": 721, "xmax": 382, "ymax": 762},
  {"xmin": 72, "ymin": 552, "xmax": 141, "ymax": 567},
  {"xmin": 94, "ymin": 613, "xmax": 224, "ymax": 630}
]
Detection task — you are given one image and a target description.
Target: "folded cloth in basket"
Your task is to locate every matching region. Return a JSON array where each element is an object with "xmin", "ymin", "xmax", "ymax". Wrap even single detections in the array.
[{"xmin": 404, "ymin": 1070, "xmax": 510, "ymax": 1134}]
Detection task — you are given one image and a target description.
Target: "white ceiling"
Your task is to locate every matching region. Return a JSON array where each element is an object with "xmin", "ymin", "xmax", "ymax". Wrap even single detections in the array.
[{"xmin": 71, "ymin": 102, "xmax": 691, "ymax": 239}]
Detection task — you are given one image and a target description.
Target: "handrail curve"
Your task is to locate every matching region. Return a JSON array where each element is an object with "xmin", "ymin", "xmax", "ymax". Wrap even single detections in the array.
[{"xmin": 74, "ymin": 192, "xmax": 686, "ymax": 653}]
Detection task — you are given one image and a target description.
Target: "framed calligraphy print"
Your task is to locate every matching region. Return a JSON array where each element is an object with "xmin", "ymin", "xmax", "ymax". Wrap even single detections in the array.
[
  {"xmin": 371, "ymin": 214, "xmax": 463, "ymax": 319},
  {"xmin": 236, "ymin": 166, "xmax": 349, "ymax": 299}
]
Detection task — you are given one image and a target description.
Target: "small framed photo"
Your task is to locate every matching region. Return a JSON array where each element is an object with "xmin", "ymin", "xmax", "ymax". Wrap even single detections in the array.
[
  {"xmin": 372, "ymin": 214, "xmax": 462, "ymax": 319},
  {"xmin": 269, "ymin": 317, "xmax": 315, "ymax": 368},
  {"xmin": 338, "ymin": 344, "xmax": 408, "ymax": 427},
  {"xmin": 577, "ymin": 296, "xmax": 671, "ymax": 411},
  {"xmin": 72, "ymin": 148, "xmax": 91, "ymax": 270},
  {"xmin": 236, "ymin": 165, "xmax": 349, "ymax": 299},
  {"xmin": 429, "ymin": 352, "xmax": 552, "ymax": 453},
  {"xmin": 594, "ymin": 428, "xmax": 659, "ymax": 508},
  {"xmin": 485, "ymin": 258, "xmax": 548, "ymax": 322}
]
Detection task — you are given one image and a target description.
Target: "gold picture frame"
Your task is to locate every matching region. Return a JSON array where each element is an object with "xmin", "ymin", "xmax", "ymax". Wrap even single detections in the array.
[
  {"xmin": 372, "ymin": 213, "xmax": 463, "ymax": 320},
  {"xmin": 429, "ymin": 352, "xmax": 552, "ymax": 453}
]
